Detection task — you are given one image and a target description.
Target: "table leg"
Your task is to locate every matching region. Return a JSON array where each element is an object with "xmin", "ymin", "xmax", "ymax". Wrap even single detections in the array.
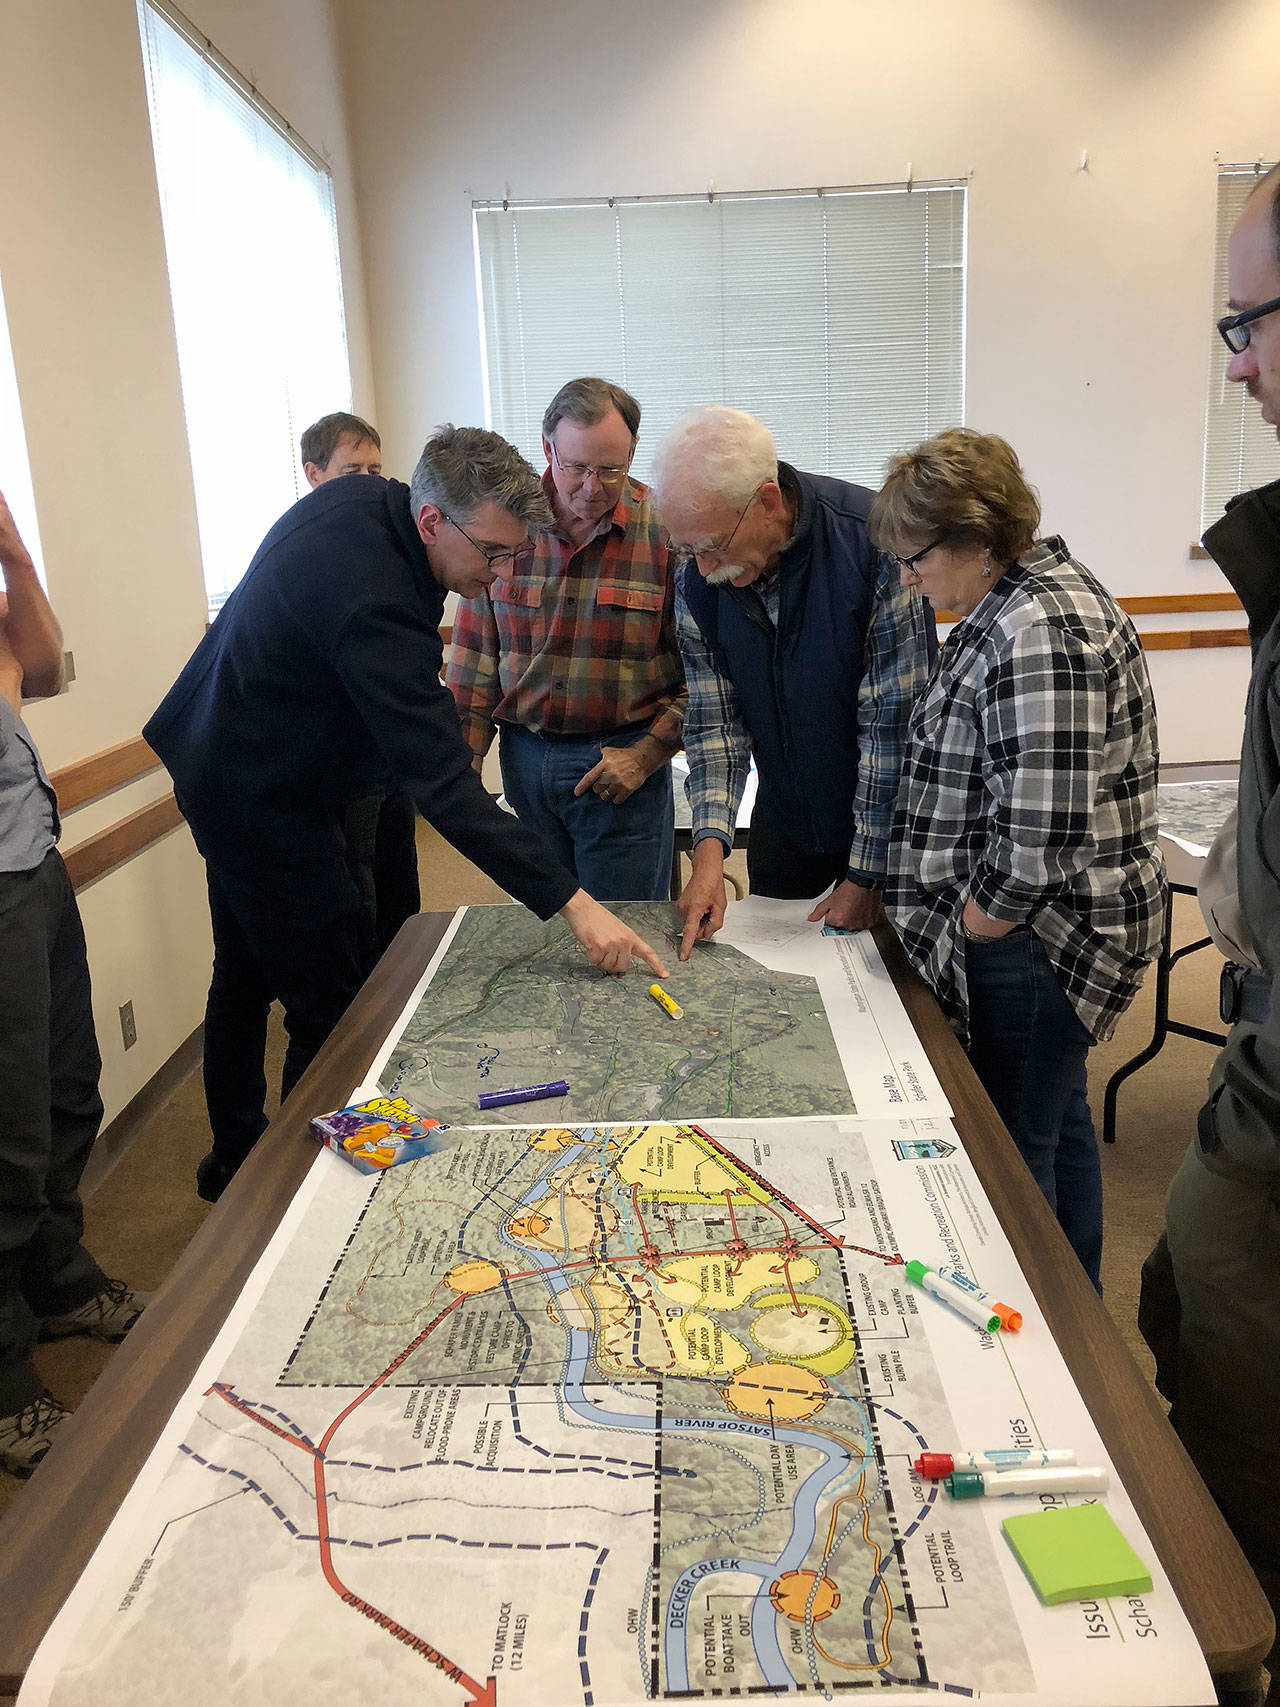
[{"xmin": 1102, "ymin": 893, "xmax": 1174, "ymax": 1144}]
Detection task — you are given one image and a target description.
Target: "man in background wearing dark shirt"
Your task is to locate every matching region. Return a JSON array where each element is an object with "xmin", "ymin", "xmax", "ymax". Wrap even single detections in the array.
[
  {"xmin": 146, "ymin": 426, "xmax": 667, "ymax": 1204},
  {"xmin": 301, "ymin": 411, "xmax": 420, "ymax": 954}
]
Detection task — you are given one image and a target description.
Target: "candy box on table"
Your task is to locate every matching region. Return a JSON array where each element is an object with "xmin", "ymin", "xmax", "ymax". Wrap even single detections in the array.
[{"xmin": 310, "ymin": 1096, "xmax": 451, "ymax": 1173}]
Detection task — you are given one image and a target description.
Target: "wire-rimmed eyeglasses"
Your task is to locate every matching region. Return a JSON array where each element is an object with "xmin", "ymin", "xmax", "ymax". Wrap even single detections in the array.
[{"xmin": 441, "ymin": 512, "xmax": 534, "ymax": 570}]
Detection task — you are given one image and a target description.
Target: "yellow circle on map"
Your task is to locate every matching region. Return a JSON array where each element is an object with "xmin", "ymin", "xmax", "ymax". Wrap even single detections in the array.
[
  {"xmin": 443, "ymin": 1260, "xmax": 504, "ymax": 1295},
  {"xmin": 769, "ymin": 1569, "xmax": 840, "ymax": 1622},
  {"xmin": 752, "ymin": 1301, "xmax": 847, "ymax": 1360},
  {"xmin": 722, "ymin": 1363, "xmax": 829, "ymax": 1422}
]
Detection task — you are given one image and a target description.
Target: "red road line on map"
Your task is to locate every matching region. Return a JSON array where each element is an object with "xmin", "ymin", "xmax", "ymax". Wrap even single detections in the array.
[
  {"xmin": 207, "ymin": 1384, "xmax": 319, "ymax": 1455},
  {"xmin": 630, "ymin": 1182, "xmax": 658, "ymax": 1256},
  {"xmin": 503, "ymin": 1235, "xmax": 898, "ymax": 1285},
  {"xmin": 318, "ymin": 1293, "xmax": 466, "ymax": 1453},
  {"xmin": 780, "ymin": 1257, "xmax": 806, "ymax": 1317},
  {"xmin": 207, "ymin": 1293, "xmax": 493, "ymax": 1703},
  {"xmin": 761, "ymin": 1198, "xmax": 802, "ymax": 1243},
  {"xmin": 722, "ymin": 1189, "xmax": 743, "ymax": 1242}
]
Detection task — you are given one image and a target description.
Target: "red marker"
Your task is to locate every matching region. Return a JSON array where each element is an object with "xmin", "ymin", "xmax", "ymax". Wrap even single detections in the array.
[{"xmin": 915, "ymin": 1448, "xmax": 1077, "ymax": 1479}]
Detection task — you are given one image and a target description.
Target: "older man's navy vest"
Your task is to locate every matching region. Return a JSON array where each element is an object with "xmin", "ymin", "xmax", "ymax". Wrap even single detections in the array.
[{"xmin": 680, "ymin": 464, "xmax": 881, "ymax": 857}]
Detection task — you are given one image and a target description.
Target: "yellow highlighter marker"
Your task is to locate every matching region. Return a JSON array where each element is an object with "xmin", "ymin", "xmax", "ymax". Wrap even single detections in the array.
[{"xmin": 649, "ymin": 983, "xmax": 684, "ymax": 1020}]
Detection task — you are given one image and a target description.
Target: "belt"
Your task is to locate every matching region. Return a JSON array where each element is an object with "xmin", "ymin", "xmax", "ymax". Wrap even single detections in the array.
[{"xmin": 506, "ymin": 719, "xmax": 651, "ymax": 745}]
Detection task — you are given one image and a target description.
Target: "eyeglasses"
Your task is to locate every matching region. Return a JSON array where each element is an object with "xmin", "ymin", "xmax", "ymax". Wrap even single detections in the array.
[
  {"xmin": 683, "ymin": 486, "xmax": 764, "ymax": 562},
  {"xmin": 550, "ymin": 442, "xmax": 631, "ymax": 487},
  {"xmin": 441, "ymin": 512, "xmax": 534, "ymax": 570},
  {"xmin": 891, "ymin": 536, "xmax": 947, "ymax": 574},
  {"xmin": 1217, "ymin": 292, "xmax": 1280, "ymax": 354}
]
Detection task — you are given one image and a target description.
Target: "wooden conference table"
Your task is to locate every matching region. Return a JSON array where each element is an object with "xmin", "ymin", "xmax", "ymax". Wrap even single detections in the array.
[{"xmin": 0, "ymin": 913, "xmax": 1272, "ymax": 1703}]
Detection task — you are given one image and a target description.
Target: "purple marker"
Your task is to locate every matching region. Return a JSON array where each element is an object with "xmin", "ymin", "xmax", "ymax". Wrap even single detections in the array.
[{"xmin": 476, "ymin": 1079, "xmax": 570, "ymax": 1111}]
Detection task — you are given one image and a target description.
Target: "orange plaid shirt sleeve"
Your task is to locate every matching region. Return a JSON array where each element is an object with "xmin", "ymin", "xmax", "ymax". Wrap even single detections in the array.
[{"xmin": 445, "ymin": 476, "xmax": 686, "ymax": 757}]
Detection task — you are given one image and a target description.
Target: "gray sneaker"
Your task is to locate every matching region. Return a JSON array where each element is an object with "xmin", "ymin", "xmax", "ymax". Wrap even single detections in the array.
[
  {"xmin": 0, "ymin": 1392, "xmax": 70, "ymax": 1478},
  {"xmin": 39, "ymin": 1278, "xmax": 149, "ymax": 1343}
]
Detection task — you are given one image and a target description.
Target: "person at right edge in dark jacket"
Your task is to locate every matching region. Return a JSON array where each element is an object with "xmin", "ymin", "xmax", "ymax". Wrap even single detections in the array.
[{"xmin": 1140, "ymin": 162, "xmax": 1280, "ymax": 1704}]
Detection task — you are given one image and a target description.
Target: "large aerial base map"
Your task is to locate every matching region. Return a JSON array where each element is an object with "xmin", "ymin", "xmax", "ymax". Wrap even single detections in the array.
[
  {"xmin": 24, "ymin": 1118, "xmax": 1211, "ymax": 1707},
  {"xmin": 374, "ymin": 904, "xmax": 859, "ymax": 1124}
]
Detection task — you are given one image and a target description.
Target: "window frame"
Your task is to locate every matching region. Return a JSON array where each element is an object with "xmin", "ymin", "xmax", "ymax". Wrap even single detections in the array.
[{"xmin": 473, "ymin": 180, "xmax": 967, "ymax": 489}]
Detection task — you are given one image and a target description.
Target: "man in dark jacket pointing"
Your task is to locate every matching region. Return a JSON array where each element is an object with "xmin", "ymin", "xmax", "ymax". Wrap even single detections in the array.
[{"xmin": 146, "ymin": 425, "xmax": 666, "ymax": 1201}]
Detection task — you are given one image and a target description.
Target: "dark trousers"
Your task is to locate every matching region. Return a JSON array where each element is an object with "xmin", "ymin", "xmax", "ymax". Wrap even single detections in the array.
[
  {"xmin": 372, "ymin": 791, "xmax": 420, "ymax": 955},
  {"xmin": 746, "ymin": 792, "xmax": 848, "ymax": 900},
  {"xmin": 340, "ymin": 790, "xmax": 420, "ymax": 959},
  {"xmin": 201, "ymin": 867, "xmax": 372, "ymax": 1169},
  {"xmin": 1140, "ymin": 1151, "xmax": 1280, "ymax": 1697},
  {"xmin": 0, "ymin": 850, "xmax": 106, "ymax": 1412},
  {"xmin": 964, "ymin": 926, "xmax": 1102, "ymax": 1290}
]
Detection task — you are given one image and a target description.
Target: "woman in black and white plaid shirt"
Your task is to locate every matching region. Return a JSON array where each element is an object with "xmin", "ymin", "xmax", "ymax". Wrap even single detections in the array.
[{"xmin": 870, "ymin": 430, "xmax": 1165, "ymax": 1290}]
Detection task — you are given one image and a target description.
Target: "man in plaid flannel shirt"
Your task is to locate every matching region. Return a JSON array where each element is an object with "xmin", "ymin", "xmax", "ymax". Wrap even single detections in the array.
[{"xmin": 447, "ymin": 379, "xmax": 686, "ymax": 902}]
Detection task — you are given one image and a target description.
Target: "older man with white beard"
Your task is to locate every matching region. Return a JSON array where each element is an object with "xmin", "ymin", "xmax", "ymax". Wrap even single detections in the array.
[{"xmin": 651, "ymin": 406, "xmax": 934, "ymax": 961}]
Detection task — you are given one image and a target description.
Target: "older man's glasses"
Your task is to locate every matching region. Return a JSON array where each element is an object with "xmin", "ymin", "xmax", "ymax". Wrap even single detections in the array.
[
  {"xmin": 680, "ymin": 486, "xmax": 764, "ymax": 561},
  {"xmin": 1217, "ymin": 293, "xmax": 1280, "ymax": 354},
  {"xmin": 441, "ymin": 512, "xmax": 534, "ymax": 570},
  {"xmin": 550, "ymin": 443, "xmax": 630, "ymax": 487}
]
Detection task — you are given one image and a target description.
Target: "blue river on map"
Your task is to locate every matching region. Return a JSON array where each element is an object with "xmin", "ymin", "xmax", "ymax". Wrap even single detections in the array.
[{"xmin": 493, "ymin": 1141, "xmax": 864, "ymax": 1691}]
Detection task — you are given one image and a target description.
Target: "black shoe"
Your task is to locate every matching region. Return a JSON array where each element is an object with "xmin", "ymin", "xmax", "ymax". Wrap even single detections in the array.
[{"xmin": 195, "ymin": 1150, "xmax": 240, "ymax": 1203}]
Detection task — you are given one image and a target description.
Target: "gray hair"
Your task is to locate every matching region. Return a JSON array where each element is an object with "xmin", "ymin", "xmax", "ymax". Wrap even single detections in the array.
[
  {"xmin": 409, "ymin": 424, "xmax": 554, "ymax": 531},
  {"xmin": 650, "ymin": 406, "xmax": 779, "ymax": 516},
  {"xmin": 542, "ymin": 377, "xmax": 641, "ymax": 442}
]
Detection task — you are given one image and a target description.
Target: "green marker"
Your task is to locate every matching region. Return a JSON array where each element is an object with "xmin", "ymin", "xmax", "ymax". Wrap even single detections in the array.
[{"xmin": 905, "ymin": 1259, "xmax": 1000, "ymax": 1332}]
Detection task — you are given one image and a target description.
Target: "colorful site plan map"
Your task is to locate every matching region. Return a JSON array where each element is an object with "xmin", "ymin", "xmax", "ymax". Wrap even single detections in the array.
[
  {"xmin": 22, "ymin": 1118, "xmax": 1211, "ymax": 1707},
  {"xmin": 371, "ymin": 902, "xmax": 949, "ymax": 1125}
]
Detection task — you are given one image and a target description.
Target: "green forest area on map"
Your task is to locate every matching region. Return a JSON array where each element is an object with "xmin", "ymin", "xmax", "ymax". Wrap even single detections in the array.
[{"xmin": 376, "ymin": 903, "xmax": 855, "ymax": 1124}]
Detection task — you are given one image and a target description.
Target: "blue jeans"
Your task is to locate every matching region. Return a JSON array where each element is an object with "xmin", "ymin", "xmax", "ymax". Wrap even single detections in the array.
[
  {"xmin": 498, "ymin": 724, "xmax": 675, "ymax": 903},
  {"xmin": 963, "ymin": 926, "xmax": 1102, "ymax": 1291}
]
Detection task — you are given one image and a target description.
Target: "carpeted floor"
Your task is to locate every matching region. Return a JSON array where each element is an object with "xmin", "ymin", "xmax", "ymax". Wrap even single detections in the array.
[{"xmin": 0, "ymin": 825, "xmax": 1224, "ymax": 1522}]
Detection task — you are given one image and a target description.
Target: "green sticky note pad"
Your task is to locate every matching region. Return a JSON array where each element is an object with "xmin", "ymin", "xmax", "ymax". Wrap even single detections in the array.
[{"xmin": 1001, "ymin": 1504, "xmax": 1153, "ymax": 1605}]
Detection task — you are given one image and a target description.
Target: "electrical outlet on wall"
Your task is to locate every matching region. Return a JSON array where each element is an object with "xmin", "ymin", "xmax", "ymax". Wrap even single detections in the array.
[{"xmin": 119, "ymin": 1000, "xmax": 137, "ymax": 1051}]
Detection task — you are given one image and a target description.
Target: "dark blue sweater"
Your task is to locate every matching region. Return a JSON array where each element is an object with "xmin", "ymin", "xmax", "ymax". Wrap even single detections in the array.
[
  {"xmin": 145, "ymin": 477, "xmax": 577, "ymax": 923},
  {"xmin": 680, "ymin": 464, "xmax": 882, "ymax": 857}
]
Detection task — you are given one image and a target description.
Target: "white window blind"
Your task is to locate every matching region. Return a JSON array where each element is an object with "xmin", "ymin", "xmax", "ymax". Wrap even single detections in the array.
[
  {"xmin": 137, "ymin": 0, "xmax": 352, "ymax": 613},
  {"xmin": 475, "ymin": 183, "xmax": 965, "ymax": 485},
  {"xmin": 1202, "ymin": 164, "xmax": 1280, "ymax": 536},
  {"xmin": 0, "ymin": 273, "xmax": 46, "ymax": 587}
]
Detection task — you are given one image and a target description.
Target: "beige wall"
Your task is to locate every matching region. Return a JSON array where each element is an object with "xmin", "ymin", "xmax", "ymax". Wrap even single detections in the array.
[
  {"xmin": 337, "ymin": 0, "xmax": 1280, "ymax": 760},
  {"xmin": 0, "ymin": 0, "xmax": 373, "ymax": 1125}
]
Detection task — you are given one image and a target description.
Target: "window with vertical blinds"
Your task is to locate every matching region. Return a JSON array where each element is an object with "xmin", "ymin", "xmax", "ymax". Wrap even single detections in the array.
[
  {"xmin": 1203, "ymin": 164, "xmax": 1280, "ymax": 536},
  {"xmin": 137, "ymin": 0, "xmax": 352, "ymax": 613},
  {"xmin": 475, "ymin": 183, "xmax": 966, "ymax": 485},
  {"xmin": 0, "ymin": 273, "xmax": 46, "ymax": 587}
]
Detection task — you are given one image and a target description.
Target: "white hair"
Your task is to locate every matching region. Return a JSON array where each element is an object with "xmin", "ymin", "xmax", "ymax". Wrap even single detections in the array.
[{"xmin": 650, "ymin": 406, "xmax": 779, "ymax": 517}]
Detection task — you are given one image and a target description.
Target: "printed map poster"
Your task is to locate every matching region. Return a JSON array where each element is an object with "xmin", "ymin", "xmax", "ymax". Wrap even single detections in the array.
[
  {"xmin": 21, "ymin": 1118, "xmax": 1211, "ymax": 1707},
  {"xmin": 368, "ymin": 900, "xmax": 950, "ymax": 1127}
]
